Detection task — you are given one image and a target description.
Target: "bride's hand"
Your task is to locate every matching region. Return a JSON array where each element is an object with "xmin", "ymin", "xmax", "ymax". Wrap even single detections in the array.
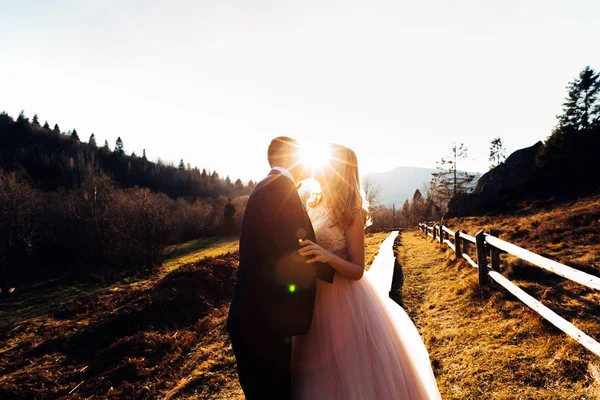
[{"xmin": 298, "ymin": 240, "xmax": 333, "ymax": 264}]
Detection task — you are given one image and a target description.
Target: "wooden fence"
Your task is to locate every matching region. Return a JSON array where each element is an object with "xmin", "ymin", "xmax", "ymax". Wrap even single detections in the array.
[{"xmin": 418, "ymin": 222, "xmax": 600, "ymax": 357}]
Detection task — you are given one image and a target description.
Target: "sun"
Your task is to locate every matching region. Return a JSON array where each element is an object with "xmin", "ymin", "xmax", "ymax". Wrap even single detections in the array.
[{"xmin": 299, "ymin": 140, "xmax": 331, "ymax": 171}]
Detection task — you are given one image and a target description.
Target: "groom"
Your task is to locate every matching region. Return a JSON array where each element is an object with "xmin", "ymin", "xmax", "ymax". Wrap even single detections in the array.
[{"xmin": 227, "ymin": 136, "xmax": 334, "ymax": 400}]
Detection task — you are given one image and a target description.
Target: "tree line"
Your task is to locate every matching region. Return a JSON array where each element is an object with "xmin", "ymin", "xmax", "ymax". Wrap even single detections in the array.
[
  {"xmin": 369, "ymin": 188, "xmax": 443, "ymax": 230},
  {"xmin": 0, "ymin": 111, "xmax": 255, "ymax": 198},
  {"xmin": 0, "ymin": 111, "xmax": 250, "ymax": 288}
]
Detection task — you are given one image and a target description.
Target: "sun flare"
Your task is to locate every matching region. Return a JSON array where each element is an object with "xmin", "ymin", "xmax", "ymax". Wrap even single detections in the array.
[{"xmin": 300, "ymin": 141, "xmax": 331, "ymax": 171}]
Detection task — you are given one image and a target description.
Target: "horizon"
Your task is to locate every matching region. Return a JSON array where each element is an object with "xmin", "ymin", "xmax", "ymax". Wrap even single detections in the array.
[{"xmin": 2, "ymin": 0, "xmax": 600, "ymax": 181}]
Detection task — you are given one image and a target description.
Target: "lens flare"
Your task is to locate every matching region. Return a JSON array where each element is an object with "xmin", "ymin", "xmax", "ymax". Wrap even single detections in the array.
[
  {"xmin": 300, "ymin": 140, "xmax": 331, "ymax": 171},
  {"xmin": 288, "ymin": 284, "xmax": 296, "ymax": 293}
]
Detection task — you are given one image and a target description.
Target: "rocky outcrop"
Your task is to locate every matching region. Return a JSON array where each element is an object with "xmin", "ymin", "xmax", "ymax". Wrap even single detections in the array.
[{"xmin": 446, "ymin": 141, "xmax": 545, "ymax": 217}]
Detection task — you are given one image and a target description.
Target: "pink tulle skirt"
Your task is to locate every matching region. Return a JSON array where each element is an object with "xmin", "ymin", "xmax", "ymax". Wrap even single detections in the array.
[{"xmin": 292, "ymin": 272, "xmax": 441, "ymax": 400}]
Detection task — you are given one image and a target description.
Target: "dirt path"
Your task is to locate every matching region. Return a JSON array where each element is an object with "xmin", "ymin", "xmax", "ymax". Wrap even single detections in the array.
[{"xmin": 395, "ymin": 231, "xmax": 599, "ymax": 399}]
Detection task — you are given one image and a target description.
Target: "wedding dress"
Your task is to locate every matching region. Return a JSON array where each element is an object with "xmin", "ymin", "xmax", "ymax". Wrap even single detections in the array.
[{"xmin": 292, "ymin": 202, "xmax": 442, "ymax": 400}]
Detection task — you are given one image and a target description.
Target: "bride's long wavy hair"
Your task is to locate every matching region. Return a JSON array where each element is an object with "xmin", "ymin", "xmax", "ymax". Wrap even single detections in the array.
[{"xmin": 309, "ymin": 144, "xmax": 371, "ymax": 229}]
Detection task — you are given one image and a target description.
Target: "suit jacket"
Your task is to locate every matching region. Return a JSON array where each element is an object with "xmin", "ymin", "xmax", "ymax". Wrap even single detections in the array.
[{"xmin": 227, "ymin": 169, "xmax": 334, "ymax": 337}]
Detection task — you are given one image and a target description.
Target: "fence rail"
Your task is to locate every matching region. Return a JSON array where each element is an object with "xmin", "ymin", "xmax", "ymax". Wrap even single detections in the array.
[{"xmin": 418, "ymin": 221, "xmax": 600, "ymax": 357}]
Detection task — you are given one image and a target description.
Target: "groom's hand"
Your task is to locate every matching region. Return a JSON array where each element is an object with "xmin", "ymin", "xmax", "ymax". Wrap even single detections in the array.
[{"xmin": 298, "ymin": 240, "xmax": 333, "ymax": 264}]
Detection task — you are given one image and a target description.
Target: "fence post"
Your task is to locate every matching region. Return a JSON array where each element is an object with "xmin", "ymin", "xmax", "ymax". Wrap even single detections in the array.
[
  {"xmin": 475, "ymin": 229, "xmax": 489, "ymax": 285},
  {"xmin": 461, "ymin": 229, "xmax": 469, "ymax": 255},
  {"xmin": 489, "ymin": 229, "xmax": 501, "ymax": 272},
  {"xmin": 439, "ymin": 225, "xmax": 444, "ymax": 244},
  {"xmin": 455, "ymin": 230, "xmax": 462, "ymax": 260},
  {"xmin": 432, "ymin": 225, "xmax": 437, "ymax": 242}
]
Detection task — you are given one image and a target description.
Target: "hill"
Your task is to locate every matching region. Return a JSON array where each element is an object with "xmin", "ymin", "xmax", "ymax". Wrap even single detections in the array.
[
  {"xmin": 447, "ymin": 134, "xmax": 600, "ymax": 217},
  {"xmin": 0, "ymin": 232, "xmax": 390, "ymax": 399},
  {"xmin": 0, "ymin": 111, "xmax": 252, "ymax": 199},
  {"xmin": 367, "ymin": 166, "xmax": 481, "ymax": 206},
  {"xmin": 0, "ymin": 110, "xmax": 251, "ymax": 289}
]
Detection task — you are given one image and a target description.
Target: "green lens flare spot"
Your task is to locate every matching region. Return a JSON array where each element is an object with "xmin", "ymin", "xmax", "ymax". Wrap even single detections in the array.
[{"xmin": 288, "ymin": 284, "xmax": 296, "ymax": 293}]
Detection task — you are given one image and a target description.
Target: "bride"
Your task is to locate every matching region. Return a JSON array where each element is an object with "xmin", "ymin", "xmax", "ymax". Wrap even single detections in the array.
[{"xmin": 292, "ymin": 143, "xmax": 441, "ymax": 400}]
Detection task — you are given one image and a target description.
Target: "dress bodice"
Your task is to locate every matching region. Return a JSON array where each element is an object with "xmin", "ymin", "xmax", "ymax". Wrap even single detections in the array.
[{"xmin": 308, "ymin": 202, "xmax": 347, "ymax": 256}]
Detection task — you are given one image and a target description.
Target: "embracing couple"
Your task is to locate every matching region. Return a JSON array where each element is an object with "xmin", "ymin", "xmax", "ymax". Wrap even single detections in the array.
[{"xmin": 227, "ymin": 137, "xmax": 441, "ymax": 400}]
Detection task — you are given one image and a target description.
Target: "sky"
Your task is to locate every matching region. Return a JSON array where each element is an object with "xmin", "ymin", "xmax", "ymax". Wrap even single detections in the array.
[{"xmin": 1, "ymin": 0, "xmax": 599, "ymax": 182}]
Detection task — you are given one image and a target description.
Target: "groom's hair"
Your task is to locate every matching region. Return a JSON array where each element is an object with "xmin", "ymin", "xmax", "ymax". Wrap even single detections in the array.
[{"xmin": 268, "ymin": 136, "xmax": 298, "ymax": 168}]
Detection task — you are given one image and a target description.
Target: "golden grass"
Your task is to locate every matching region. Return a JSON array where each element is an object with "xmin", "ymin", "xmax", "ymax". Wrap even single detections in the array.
[
  {"xmin": 0, "ymin": 236, "xmax": 240, "ymax": 326},
  {"xmin": 396, "ymin": 230, "xmax": 600, "ymax": 399},
  {"xmin": 162, "ymin": 307, "xmax": 243, "ymax": 399},
  {"xmin": 443, "ymin": 195, "xmax": 600, "ymax": 275},
  {"xmin": 364, "ymin": 231, "xmax": 391, "ymax": 270},
  {"xmin": 163, "ymin": 236, "xmax": 239, "ymax": 273},
  {"xmin": 163, "ymin": 230, "xmax": 385, "ymax": 275}
]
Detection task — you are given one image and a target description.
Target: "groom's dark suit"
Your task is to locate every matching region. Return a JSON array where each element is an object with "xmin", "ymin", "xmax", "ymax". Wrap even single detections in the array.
[{"xmin": 227, "ymin": 169, "xmax": 334, "ymax": 400}]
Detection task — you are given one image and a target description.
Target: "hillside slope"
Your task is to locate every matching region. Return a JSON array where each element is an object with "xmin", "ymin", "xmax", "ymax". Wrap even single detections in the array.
[
  {"xmin": 394, "ymin": 231, "xmax": 600, "ymax": 399},
  {"xmin": 445, "ymin": 195, "xmax": 599, "ymax": 276},
  {"xmin": 0, "ymin": 233, "xmax": 390, "ymax": 399}
]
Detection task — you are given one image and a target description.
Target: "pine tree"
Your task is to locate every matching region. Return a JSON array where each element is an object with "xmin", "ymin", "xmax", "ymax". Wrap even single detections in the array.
[
  {"xmin": 210, "ymin": 171, "xmax": 219, "ymax": 184},
  {"xmin": 141, "ymin": 149, "xmax": 148, "ymax": 171},
  {"xmin": 223, "ymin": 200, "xmax": 237, "ymax": 234},
  {"xmin": 431, "ymin": 142, "xmax": 475, "ymax": 206},
  {"xmin": 489, "ymin": 137, "xmax": 507, "ymax": 169},
  {"xmin": 410, "ymin": 189, "xmax": 425, "ymax": 222},
  {"xmin": 32, "ymin": 114, "xmax": 40, "ymax": 126},
  {"xmin": 558, "ymin": 66, "xmax": 600, "ymax": 131},
  {"xmin": 71, "ymin": 129, "xmax": 80, "ymax": 141},
  {"xmin": 131, "ymin": 152, "xmax": 137, "ymax": 159},
  {"xmin": 400, "ymin": 199, "xmax": 411, "ymax": 226},
  {"xmin": 53, "ymin": 124, "xmax": 60, "ymax": 134},
  {"xmin": 16, "ymin": 110, "xmax": 28, "ymax": 124},
  {"xmin": 235, "ymin": 178, "xmax": 244, "ymax": 192},
  {"xmin": 536, "ymin": 66, "xmax": 600, "ymax": 192},
  {"xmin": 103, "ymin": 140, "xmax": 110, "ymax": 151},
  {"xmin": 178, "ymin": 159, "xmax": 185, "ymax": 171},
  {"xmin": 115, "ymin": 137, "xmax": 124, "ymax": 155},
  {"xmin": 42, "ymin": 121, "xmax": 50, "ymax": 129},
  {"xmin": 0, "ymin": 111, "xmax": 11, "ymax": 123},
  {"xmin": 89, "ymin": 133, "xmax": 96, "ymax": 147},
  {"xmin": 247, "ymin": 180, "xmax": 255, "ymax": 190}
]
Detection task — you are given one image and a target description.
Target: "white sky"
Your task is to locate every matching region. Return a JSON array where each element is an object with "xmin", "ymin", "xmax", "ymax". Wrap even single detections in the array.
[{"xmin": 1, "ymin": 0, "xmax": 599, "ymax": 181}]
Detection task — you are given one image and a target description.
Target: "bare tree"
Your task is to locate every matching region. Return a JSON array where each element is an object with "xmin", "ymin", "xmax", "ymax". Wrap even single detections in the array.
[
  {"xmin": 362, "ymin": 177, "xmax": 382, "ymax": 215},
  {"xmin": 431, "ymin": 142, "xmax": 475, "ymax": 208},
  {"xmin": 423, "ymin": 179, "xmax": 447, "ymax": 216}
]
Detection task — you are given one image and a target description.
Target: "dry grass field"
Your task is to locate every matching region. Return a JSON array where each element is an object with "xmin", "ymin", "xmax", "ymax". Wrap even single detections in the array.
[
  {"xmin": 443, "ymin": 195, "xmax": 600, "ymax": 276},
  {"xmin": 0, "ymin": 232, "xmax": 389, "ymax": 399},
  {"xmin": 3, "ymin": 205, "xmax": 597, "ymax": 399},
  {"xmin": 395, "ymin": 228, "xmax": 600, "ymax": 399}
]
